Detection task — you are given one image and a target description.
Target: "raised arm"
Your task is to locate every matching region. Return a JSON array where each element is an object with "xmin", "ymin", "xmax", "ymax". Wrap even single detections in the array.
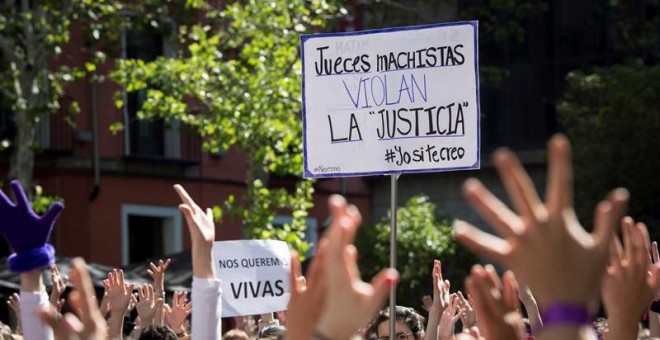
[
  {"xmin": 0, "ymin": 180, "xmax": 64, "ymax": 340},
  {"xmin": 425, "ymin": 259, "xmax": 451, "ymax": 340},
  {"xmin": 454, "ymin": 135, "xmax": 629, "ymax": 340},
  {"xmin": 438, "ymin": 293, "xmax": 461, "ymax": 340},
  {"xmin": 315, "ymin": 195, "xmax": 398, "ymax": 339},
  {"xmin": 38, "ymin": 257, "xmax": 107, "ymax": 340},
  {"xmin": 147, "ymin": 259, "xmax": 171, "ymax": 300},
  {"xmin": 174, "ymin": 184, "xmax": 221, "ymax": 340},
  {"xmin": 7, "ymin": 293, "xmax": 21, "ymax": 334},
  {"xmin": 49, "ymin": 264, "xmax": 67, "ymax": 312},
  {"xmin": 285, "ymin": 243, "xmax": 327, "ymax": 340},
  {"xmin": 106, "ymin": 269, "xmax": 135, "ymax": 339},
  {"xmin": 165, "ymin": 291, "xmax": 192, "ymax": 336},
  {"xmin": 601, "ymin": 217, "xmax": 659, "ymax": 340},
  {"xmin": 465, "ymin": 266, "xmax": 524, "ymax": 339}
]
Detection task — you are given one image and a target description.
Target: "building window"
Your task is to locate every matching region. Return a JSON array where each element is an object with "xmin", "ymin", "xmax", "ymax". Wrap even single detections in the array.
[
  {"xmin": 122, "ymin": 23, "xmax": 180, "ymax": 159},
  {"xmin": 272, "ymin": 216, "xmax": 318, "ymax": 257},
  {"xmin": 121, "ymin": 204, "xmax": 183, "ymax": 266}
]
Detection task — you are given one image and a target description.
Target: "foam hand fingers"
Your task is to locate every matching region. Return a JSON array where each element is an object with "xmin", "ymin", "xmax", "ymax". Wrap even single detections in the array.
[
  {"xmin": 41, "ymin": 201, "xmax": 64, "ymax": 226},
  {"xmin": 10, "ymin": 180, "xmax": 31, "ymax": 210}
]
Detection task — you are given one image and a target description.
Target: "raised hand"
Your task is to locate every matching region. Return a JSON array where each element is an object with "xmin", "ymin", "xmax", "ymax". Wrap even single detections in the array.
[
  {"xmin": 457, "ymin": 291, "xmax": 476, "ymax": 329},
  {"xmin": 286, "ymin": 242, "xmax": 327, "ymax": 340},
  {"xmin": 455, "ymin": 135, "xmax": 629, "ymax": 310},
  {"xmin": 166, "ymin": 291, "xmax": 192, "ymax": 334},
  {"xmin": 422, "ymin": 295, "xmax": 433, "ymax": 312},
  {"xmin": 106, "ymin": 268, "xmax": 135, "ymax": 338},
  {"xmin": 148, "ymin": 258, "xmax": 171, "ymax": 299},
  {"xmin": 465, "ymin": 266, "xmax": 524, "ymax": 340},
  {"xmin": 7, "ymin": 293, "xmax": 21, "ymax": 334},
  {"xmin": 135, "ymin": 283, "xmax": 157, "ymax": 328},
  {"xmin": 438, "ymin": 293, "xmax": 461, "ymax": 340},
  {"xmin": 49, "ymin": 264, "xmax": 67, "ymax": 312},
  {"xmin": 315, "ymin": 195, "xmax": 398, "ymax": 339},
  {"xmin": 602, "ymin": 217, "xmax": 660, "ymax": 339},
  {"xmin": 425, "ymin": 259, "xmax": 452, "ymax": 340},
  {"xmin": 174, "ymin": 184, "xmax": 215, "ymax": 279},
  {"xmin": 174, "ymin": 183, "xmax": 221, "ymax": 340},
  {"xmin": 38, "ymin": 257, "xmax": 107, "ymax": 340},
  {"xmin": 106, "ymin": 269, "xmax": 134, "ymax": 315},
  {"xmin": 0, "ymin": 180, "xmax": 64, "ymax": 273},
  {"xmin": 98, "ymin": 277, "xmax": 111, "ymax": 317},
  {"xmin": 433, "ymin": 260, "xmax": 452, "ymax": 312}
]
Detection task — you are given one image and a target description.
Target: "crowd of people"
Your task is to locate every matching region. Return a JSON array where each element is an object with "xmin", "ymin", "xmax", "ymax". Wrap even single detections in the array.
[{"xmin": 0, "ymin": 134, "xmax": 658, "ymax": 340}]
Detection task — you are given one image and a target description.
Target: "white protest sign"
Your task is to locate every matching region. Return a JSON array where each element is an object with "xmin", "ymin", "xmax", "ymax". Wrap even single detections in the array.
[
  {"xmin": 301, "ymin": 21, "xmax": 480, "ymax": 178},
  {"xmin": 213, "ymin": 240, "xmax": 291, "ymax": 317}
]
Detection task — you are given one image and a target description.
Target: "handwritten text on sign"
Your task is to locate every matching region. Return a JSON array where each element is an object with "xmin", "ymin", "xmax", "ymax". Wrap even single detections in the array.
[
  {"xmin": 301, "ymin": 22, "xmax": 480, "ymax": 177},
  {"xmin": 213, "ymin": 240, "xmax": 291, "ymax": 317}
]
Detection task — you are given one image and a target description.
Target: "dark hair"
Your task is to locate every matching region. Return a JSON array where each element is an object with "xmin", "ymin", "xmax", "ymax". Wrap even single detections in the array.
[
  {"xmin": 138, "ymin": 325, "xmax": 178, "ymax": 340},
  {"xmin": 258, "ymin": 324, "xmax": 286, "ymax": 340},
  {"xmin": 366, "ymin": 305, "xmax": 425, "ymax": 339}
]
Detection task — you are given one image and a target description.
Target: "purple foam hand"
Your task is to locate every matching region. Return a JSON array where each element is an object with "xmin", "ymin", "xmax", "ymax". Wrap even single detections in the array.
[{"xmin": 0, "ymin": 180, "xmax": 64, "ymax": 273}]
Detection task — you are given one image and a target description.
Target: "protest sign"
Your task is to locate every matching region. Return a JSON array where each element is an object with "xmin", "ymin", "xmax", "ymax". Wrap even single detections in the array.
[
  {"xmin": 301, "ymin": 21, "xmax": 480, "ymax": 178},
  {"xmin": 213, "ymin": 240, "xmax": 291, "ymax": 317}
]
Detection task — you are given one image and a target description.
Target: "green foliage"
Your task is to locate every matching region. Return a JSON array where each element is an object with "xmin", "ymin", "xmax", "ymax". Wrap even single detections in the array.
[
  {"xmin": 607, "ymin": 0, "xmax": 660, "ymax": 60},
  {"xmin": 0, "ymin": 179, "xmax": 59, "ymax": 214},
  {"xmin": 223, "ymin": 179, "xmax": 314, "ymax": 258},
  {"xmin": 356, "ymin": 195, "xmax": 476, "ymax": 309},
  {"xmin": 557, "ymin": 63, "xmax": 660, "ymax": 233},
  {"xmin": 112, "ymin": 0, "xmax": 345, "ymax": 255},
  {"xmin": 0, "ymin": 0, "xmax": 200, "ymax": 188},
  {"xmin": 31, "ymin": 185, "xmax": 62, "ymax": 215}
]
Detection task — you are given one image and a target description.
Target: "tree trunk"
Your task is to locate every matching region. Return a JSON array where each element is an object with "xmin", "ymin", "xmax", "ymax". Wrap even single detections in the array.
[{"xmin": 8, "ymin": 111, "xmax": 36, "ymax": 189}]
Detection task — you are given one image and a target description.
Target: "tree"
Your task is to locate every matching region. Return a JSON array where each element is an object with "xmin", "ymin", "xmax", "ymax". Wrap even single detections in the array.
[
  {"xmin": 112, "ymin": 0, "xmax": 345, "ymax": 255},
  {"xmin": 356, "ymin": 195, "xmax": 477, "ymax": 310},
  {"xmin": 558, "ymin": 63, "xmax": 660, "ymax": 234},
  {"xmin": 557, "ymin": 1, "xmax": 660, "ymax": 234},
  {"xmin": 0, "ymin": 0, "xmax": 183, "ymax": 189}
]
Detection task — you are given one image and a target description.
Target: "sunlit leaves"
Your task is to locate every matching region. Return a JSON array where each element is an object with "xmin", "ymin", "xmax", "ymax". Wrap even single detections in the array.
[
  {"xmin": 112, "ymin": 0, "xmax": 343, "ymax": 255},
  {"xmin": 357, "ymin": 195, "xmax": 476, "ymax": 307}
]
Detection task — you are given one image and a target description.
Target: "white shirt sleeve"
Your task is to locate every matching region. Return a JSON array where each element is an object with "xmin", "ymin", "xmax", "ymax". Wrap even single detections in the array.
[
  {"xmin": 191, "ymin": 277, "xmax": 222, "ymax": 340},
  {"xmin": 19, "ymin": 290, "xmax": 54, "ymax": 340}
]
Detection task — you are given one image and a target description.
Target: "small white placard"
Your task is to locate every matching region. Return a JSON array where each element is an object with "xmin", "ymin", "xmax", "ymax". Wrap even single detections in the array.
[{"xmin": 213, "ymin": 240, "xmax": 291, "ymax": 317}]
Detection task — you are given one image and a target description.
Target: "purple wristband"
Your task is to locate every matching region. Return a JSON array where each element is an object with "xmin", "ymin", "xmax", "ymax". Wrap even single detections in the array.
[
  {"xmin": 540, "ymin": 303, "xmax": 592, "ymax": 331},
  {"xmin": 8, "ymin": 244, "xmax": 55, "ymax": 273}
]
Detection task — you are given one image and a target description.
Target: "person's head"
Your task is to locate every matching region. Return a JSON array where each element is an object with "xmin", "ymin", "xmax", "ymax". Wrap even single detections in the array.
[
  {"xmin": 367, "ymin": 306, "xmax": 424, "ymax": 340},
  {"xmin": 223, "ymin": 329, "xmax": 249, "ymax": 340},
  {"xmin": 258, "ymin": 324, "xmax": 286, "ymax": 340},
  {"xmin": 138, "ymin": 325, "xmax": 178, "ymax": 340}
]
